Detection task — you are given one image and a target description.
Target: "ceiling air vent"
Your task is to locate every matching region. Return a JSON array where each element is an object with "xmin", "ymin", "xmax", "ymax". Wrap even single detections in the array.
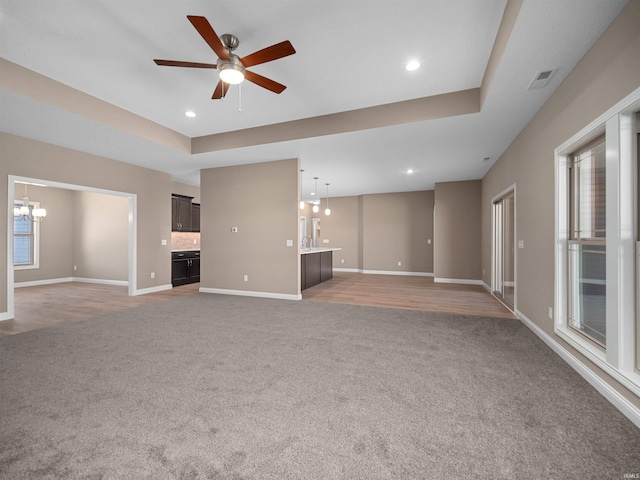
[{"xmin": 527, "ymin": 69, "xmax": 557, "ymax": 90}]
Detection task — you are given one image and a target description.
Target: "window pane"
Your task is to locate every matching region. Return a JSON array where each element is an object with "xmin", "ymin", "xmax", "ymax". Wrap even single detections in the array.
[
  {"xmin": 14, "ymin": 203, "xmax": 35, "ymax": 266},
  {"xmin": 14, "ymin": 217, "xmax": 33, "ymax": 235},
  {"xmin": 14, "ymin": 235, "xmax": 32, "ymax": 266},
  {"xmin": 573, "ymin": 139, "xmax": 606, "ymax": 239},
  {"xmin": 569, "ymin": 243, "xmax": 606, "ymax": 345}
]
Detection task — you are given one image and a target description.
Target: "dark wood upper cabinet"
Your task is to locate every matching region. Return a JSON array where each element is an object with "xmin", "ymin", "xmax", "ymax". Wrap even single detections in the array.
[
  {"xmin": 171, "ymin": 194, "xmax": 195, "ymax": 232},
  {"xmin": 191, "ymin": 203, "xmax": 200, "ymax": 233}
]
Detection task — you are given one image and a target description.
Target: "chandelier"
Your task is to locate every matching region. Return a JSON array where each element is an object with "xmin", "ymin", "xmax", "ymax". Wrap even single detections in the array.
[{"xmin": 14, "ymin": 184, "xmax": 46, "ymax": 222}]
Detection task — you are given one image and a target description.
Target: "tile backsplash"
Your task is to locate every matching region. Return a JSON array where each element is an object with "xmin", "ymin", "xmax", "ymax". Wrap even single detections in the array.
[{"xmin": 171, "ymin": 232, "xmax": 200, "ymax": 251}]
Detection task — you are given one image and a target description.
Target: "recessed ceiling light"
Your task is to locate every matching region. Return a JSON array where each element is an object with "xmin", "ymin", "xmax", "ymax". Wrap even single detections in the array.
[
  {"xmin": 406, "ymin": 169, "xmax": 414, "ymax": 174},
  {"xmin": 405, "ymin": 61, "xmax": 420, "ymax": 72},
  {"xmin": 184, "ymin": 111, "xmax": 196, "ymax": 118}
]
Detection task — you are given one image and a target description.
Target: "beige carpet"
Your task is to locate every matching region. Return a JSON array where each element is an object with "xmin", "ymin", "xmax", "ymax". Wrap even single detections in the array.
[{"xmin": 1, "ymin": 293, "xmax": 638, "ymax": 479}]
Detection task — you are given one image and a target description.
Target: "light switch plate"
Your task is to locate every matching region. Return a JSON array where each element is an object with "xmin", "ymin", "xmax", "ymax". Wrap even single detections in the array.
[
  {"xmin": 323, "ymin": 239, "xmax": 329, "ymax": 244},
  {"xmin": 286, "ymin": 239, "xmax": 293, "ymax": 246},
  {"xmin": 161, "ymin": 239, "xmax": 167, "ymax": 246}
]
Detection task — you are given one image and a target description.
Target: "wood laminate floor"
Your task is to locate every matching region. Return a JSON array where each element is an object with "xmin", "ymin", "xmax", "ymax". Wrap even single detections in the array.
[
  {"xmin": 2, "ymin": 273, "xmax": 513, "ymax": 336},
  {"xmin": 0, "ymin": 282, "xmax": 200, "ymax": 336},
  {"xmin": 303, "ymin": 272, "xmax": 515, "ymax": 319}
]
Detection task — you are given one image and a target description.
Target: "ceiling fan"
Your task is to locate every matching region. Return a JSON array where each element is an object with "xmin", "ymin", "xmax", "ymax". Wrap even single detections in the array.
[{"xmin": 154, "ymin": 15, "xmax": 296, "ymax": 99}]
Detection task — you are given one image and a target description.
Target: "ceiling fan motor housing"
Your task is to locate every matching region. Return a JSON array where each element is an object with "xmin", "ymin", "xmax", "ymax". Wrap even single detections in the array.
[{"xmin": 220, "ymin": 33, "xmax": 239, "ymax": 52}]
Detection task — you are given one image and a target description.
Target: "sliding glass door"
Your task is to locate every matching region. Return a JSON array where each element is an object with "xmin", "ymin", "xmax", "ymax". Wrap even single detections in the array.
[{"xmin": 493, "ymin": 190, "xmax": 515, "ymax": 310}]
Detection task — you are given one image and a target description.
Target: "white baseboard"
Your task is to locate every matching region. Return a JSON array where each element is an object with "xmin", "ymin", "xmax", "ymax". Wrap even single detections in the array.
[
  {"xmin": 481, "ymin": 281, "xmax": 491, "ymax": 292},
  {"xmin": 333, "ymin": 268, "xmax": 434, "ymax": 277},
  {"xmin": 434, "ymin": 277, "xmax": 483, "ymax": 285},
  {"xmin": 14, "ymin": 277, "xmax": 74, "ymax": 288},
  {"xmin": 14, "ymin": 277, "xmax": 129, "ymax": 288},
  {"xmin": 73, "ymin": 277, "xmax": 128, "ymax": 287},
  {"xmin": 200, "ymin": 287, "xmax": 301, "ymax": 301},
  {"xmin": 517, "ymin": 309, "xmax": 640, "ymax": 429},
  {"xmin": 133, "ymin": 284, "xmax": 173, "ymax": 296},
  {"xmin": 332, "ymin": 268, "xmax": 434, "ymax": 277},
  {"xmin": 0, "ymin": 311, "xmax": 13, "ymax": 321}
]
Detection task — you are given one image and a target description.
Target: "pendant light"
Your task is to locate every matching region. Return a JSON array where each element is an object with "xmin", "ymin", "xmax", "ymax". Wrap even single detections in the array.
[
  {"xmin": 324, "ymin": 183, "xmax": 331, "ymax": 215},
  {"xmin": 312, "ymin": 177, "xmax": 319, "ymax": 213},
  {"xmin": 299, "ymin": 169, "xmax": 305, "ymax": 210}
]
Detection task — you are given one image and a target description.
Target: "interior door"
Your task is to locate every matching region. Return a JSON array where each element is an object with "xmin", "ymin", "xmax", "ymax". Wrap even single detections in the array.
[{"xmin": 493, "ymin": 190, "xmax": 515, "ymax": 310}]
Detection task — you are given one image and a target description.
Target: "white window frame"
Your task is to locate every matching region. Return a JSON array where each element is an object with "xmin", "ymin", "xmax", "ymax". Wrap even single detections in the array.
[
  {"xmin": 555, "ymin": 87, "xmax": 640, "ymax": 396},
  {"xmin": 13, "ymin": 200, "xmax": 41, "ymax": 270}
]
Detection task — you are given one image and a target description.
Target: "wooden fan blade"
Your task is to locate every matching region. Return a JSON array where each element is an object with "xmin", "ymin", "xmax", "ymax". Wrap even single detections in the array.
[
  {"xmin": 240, "ymin": 40, "xmax": 296, "ymax": 67},
  {"xmin": 212, "ymin": 80, "xmax": 229, "ymax": 100},
  {"xmin": 187, "ymin": 15, "xmax": 230, "ymax": 60},
  {"xmin": 244, "ymin": 70, "xmax": 286, "ymax": 94},
  {"xmin": 154, "ymin": 59, "xmax": 217, "ymax": 69}
]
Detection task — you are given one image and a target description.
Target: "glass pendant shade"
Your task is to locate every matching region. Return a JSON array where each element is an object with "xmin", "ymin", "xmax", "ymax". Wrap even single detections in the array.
[
  {"xmin": 32, "ymin": 208, "xmax": 47, "ymax": 218},
  {"xmin": 312, "ymin": 204, "xmax": 319, "ymax": 213},
  {"xmin": 324, "ymin": 183, "xmax": 331, "ymax": 216}
]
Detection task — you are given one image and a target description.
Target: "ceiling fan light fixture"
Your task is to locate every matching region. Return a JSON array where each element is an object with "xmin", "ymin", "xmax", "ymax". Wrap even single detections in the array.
[{"xmin": 218, "ymin": 56, "xmax": 246, "ymax": 84}]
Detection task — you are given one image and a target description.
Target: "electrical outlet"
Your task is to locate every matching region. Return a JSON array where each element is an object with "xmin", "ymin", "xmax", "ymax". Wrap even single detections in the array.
[
  {"xmin": 397, "ymin": 261, "xmax": 402, "ymax": 266},
  {"xmin": 193, "ymin": 239, "xmax": 197, "ymax": 244},
  {"xmin": 548, "ymin": 307, "xmax": 553, "ymax": 319},
  {"xmin": 341, "ymin": 259, "xmax": 344, "ymax": 264},
  {"xmin": 428, "ymin": 239, "xmax": 432, "ymax": 245},
  {"xmin": 73, "ymin": 265, "xmax": 77, "ymax": 271},
  {"xmin": 243, "ymin": 275, "xmax": 248, "ymax": 282},
  {"xmin": 150, "ymin": 272, "xmax": 155, "ymax": 279}
]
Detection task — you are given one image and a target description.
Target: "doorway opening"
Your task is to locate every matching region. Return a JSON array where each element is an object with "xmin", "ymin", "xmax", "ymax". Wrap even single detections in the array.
[
  {"xmin": 492, "ymin": 187, "xmax": 516, "ymax": 311},
  {"xmin": 6, "ymin": 175, "xmax": 137, "ymax": 321}
]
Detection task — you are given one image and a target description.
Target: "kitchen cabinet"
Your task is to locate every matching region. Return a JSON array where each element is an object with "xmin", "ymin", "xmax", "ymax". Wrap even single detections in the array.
[
  {"xmin": 301, "ymin": 250, "xmax": 333, "ymax": 290},
  {"xmin": 172, "ymin": 251, "xmax": 200, "ymax": 286},
  {"xmin": 191, "ymin": 203, "xmax": 200, "ymax": 232},
  {"xmin": 320, "ymin": 251, "xmax": 333, "ymax": 282},
  {"xmin": 171, "ymin": 194, "xmax": 193, "ymax": 232}
]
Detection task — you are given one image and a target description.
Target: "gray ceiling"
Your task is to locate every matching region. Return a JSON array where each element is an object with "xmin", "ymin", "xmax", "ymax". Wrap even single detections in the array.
[{"xmin": 0, "ymin": 0, "xmax": 628, "ymax": 200}]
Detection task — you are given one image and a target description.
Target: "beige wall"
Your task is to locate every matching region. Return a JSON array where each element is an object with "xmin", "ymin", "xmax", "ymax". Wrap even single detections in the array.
[
  {"xmin": 481, "ymin": 0, "xmax": 640, "ymax": 406},
  {"xmin": 12, "ymin": 186, "xmax": 129, "ymax": 285},
  {"xmin": 434, "ymin": 180, "xmax": 482, "ymax": 281},
  {"xmin": 362, "ymin": 191, "xmax": 433, "ymax": 273},
  {"xmin": 13, "ymin": 185, "xmax": 74, "ymax": 283},
  {"xmin": 1, "ymin": 132, "xmax": 173, "ymax": 316},
  {"xmin": 310, "ymin": 196, "xmax": 360, "ymax": 269},
  {"xmin": 171, "ymin": 180, "xmax": 200, "ymax": 204},
  {"xmin": 200, "ymin": 159, "xmax": 300, "ymax": 297},
  {"xmin": 309, "ymin": 191, "xmax": 434, "ymax": 273},
  {"xmin": 73, "ymin": 191, "xmax": 129, "ymax": 282}
]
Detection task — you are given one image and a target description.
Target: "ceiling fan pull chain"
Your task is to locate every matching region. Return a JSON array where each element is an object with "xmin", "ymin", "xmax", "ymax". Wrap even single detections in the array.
[{"xmin": 238, "ymin": 83, "xmax": 242, "ymax": 112}]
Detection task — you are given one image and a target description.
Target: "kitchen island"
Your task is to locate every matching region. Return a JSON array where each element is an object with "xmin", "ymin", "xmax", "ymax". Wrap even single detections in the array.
[{"xmin": 301, "ymin": 247, "xmax": 341, "ymax": 290}]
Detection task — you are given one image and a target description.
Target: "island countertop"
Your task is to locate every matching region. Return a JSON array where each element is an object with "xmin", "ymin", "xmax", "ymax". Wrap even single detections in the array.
[{"xmin": 300, "ymin": 247, "xmax": 342, "ymax": 255}]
